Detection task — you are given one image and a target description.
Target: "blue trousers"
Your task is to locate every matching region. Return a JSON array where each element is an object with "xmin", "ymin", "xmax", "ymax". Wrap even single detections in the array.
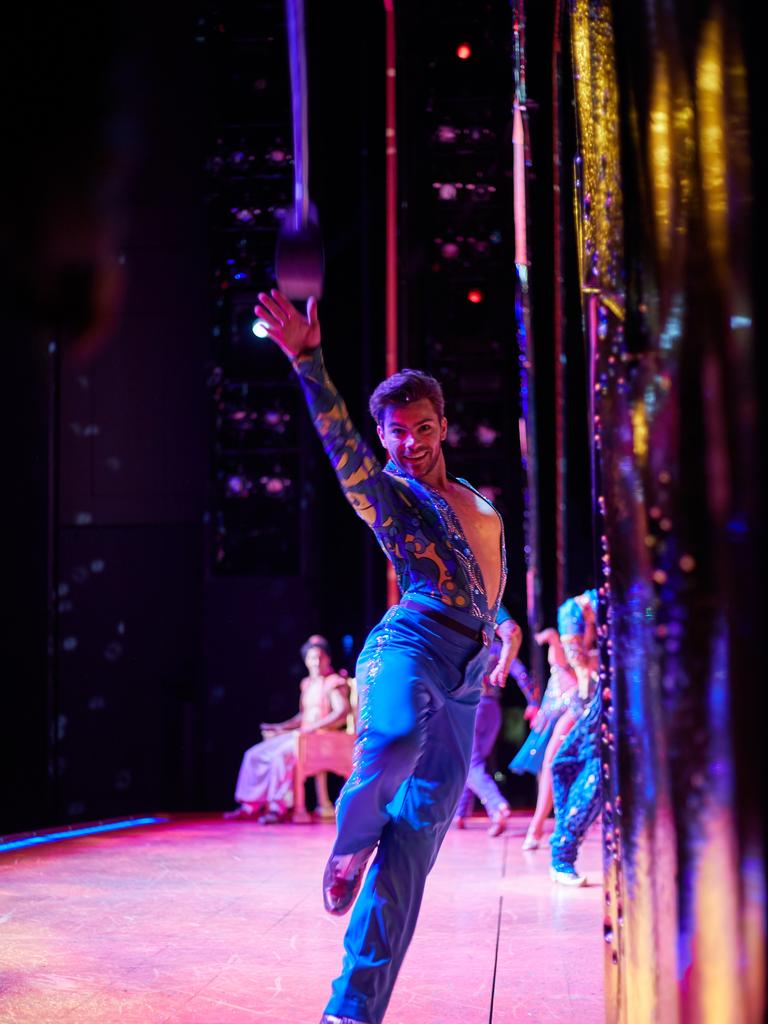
[
  {"xmin": 325, "ymin": 597, "xmax": 487, "ymax": 1024},
  {"xmin": 550, "ymin": 696, "xmax": 602, "ymax": 868},
  {"xmin": 455, "ymin": 694, "xmax": 506, "ymax": 818}
]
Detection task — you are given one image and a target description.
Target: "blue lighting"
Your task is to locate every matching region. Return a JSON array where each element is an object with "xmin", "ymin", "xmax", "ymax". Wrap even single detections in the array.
[
  {"xmin": 730, "ymin": 315, "xmax": 751, "ymax": 330},
  {"xmin": 0, "ymin": 816, "xmax": 167, "ymax": 853},
  {"xmin": 727, "ymin": 516, "xmax": 748, "ymax": 536}
]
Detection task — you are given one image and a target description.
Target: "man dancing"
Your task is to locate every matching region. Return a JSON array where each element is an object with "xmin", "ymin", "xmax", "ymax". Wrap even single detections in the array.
[{"xmin": 255, "ymin": 289, "xmax": 518, "ymax": 1024}]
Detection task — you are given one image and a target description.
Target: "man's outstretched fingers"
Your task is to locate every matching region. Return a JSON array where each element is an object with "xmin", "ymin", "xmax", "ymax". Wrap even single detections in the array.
[
  {"xmin": 253, "ymin": 306, "xmax": 284, "ymax": 343},
  {"xmin": 254, "ymin": 301, "xmax": 280, "ymax": 325},
  {"xmin": 270, "ymin": 289, "xmax": 297, "ymax": 320},
  {"xmin": 257, "ymin": 292, "xmax": 288, "ymax": 325}
]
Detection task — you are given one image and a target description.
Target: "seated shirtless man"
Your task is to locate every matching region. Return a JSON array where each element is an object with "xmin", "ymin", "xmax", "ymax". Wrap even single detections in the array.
[{"xmin": 225, "ymin": 635, "xmax": 349, "ymax": 823}]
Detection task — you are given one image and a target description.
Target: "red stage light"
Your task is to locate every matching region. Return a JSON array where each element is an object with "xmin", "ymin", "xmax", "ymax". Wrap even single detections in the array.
[
  {"xmin": 467, "ymin": 289, "xmax": 484, "ymax": 304},
  {"xmin": 456, "ymin": 43, "xmax": 471, "ymax": 60}
]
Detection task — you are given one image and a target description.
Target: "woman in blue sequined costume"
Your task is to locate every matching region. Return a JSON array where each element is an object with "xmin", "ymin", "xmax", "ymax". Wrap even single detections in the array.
[
  {"xmin": 548, "ymin": 589, "xmax": 600, "ymax": 886},
  {"xmin": 510, "ymin": 629, "xmax": 578, "ymax": 776},
  {"xmin": 255, "ymin": 290, "xmax": 520, "ymax": 1024}
]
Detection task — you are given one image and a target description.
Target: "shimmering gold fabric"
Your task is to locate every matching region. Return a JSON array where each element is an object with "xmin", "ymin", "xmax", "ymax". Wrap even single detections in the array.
[{"xmin": 570, "ymin": 1, "xmax": 762, "ymax": 1021}]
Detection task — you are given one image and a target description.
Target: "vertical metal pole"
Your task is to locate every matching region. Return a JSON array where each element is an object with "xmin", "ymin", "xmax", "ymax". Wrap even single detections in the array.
[
  {"xmin": 383, "ymin": 0, "xmax": 400, "ymax": 607},
  {"xmin": 284, "ymin": 0, "xmax": 309, "ymax": 228},
  {"xmin": 552, "ymin": 0, "xmax": 567, "ymax": 606},
  {"xmin": 47, "ymin": 335, "xmax": 61, "ymax": 823},
  {"xmin": 383, "ymin": 0, "xmax": 398, "ymax": 381},
  {"xmin": 512, "ymin": 0, "xmax": 545, "ymax": 694}
]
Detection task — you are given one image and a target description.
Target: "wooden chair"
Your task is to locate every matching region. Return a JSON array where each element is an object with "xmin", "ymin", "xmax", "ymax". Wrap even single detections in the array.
[{"xmin": 293, "ymin": 677, "xmax": 357, "ymax": 824}]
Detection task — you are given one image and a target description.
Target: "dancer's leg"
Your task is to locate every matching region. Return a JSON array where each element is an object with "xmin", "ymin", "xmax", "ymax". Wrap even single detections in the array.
[
  {"xmin": 325, "ymin": 693, "xmax": 477, "ymax": 1023},
  {"xmin": 464, "ymin": 696, "xmax": 506, "ymax": 816},
  {"xmin": 550, "ymin": 702, "xmax": 601, "ymax": 877},
  {"xmin": 526, "ymin": 709, "xmax": 577, "ymax": 841}
]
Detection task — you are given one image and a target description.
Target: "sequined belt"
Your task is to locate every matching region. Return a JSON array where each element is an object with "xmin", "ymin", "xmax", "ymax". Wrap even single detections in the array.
[{"xmin": 400, "ymin": 598, "xmax": 490, "ymax": 646}]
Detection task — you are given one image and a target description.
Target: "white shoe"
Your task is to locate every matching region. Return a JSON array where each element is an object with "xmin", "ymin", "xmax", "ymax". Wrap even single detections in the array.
[
  {"xmin": 522, "ymin": 828, "xmax": 541, "ymax": 851},
  {"xmin": 550, "ymin": 864, "xmax": 587, "ymax": 887}
]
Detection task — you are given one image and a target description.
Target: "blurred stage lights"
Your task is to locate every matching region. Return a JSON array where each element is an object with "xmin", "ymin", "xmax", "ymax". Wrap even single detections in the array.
[
  {"xmin": 252, "ymin": 319, "xmax": 270, "ymax": 338},
  {"xmin": 446, "ymin": 425, "xmax": 464, "ymax": 448},
  {"xmin": 435, "ymin": 124, "xmax": 496, "ymax": 145},
  {"xmin": 478, "ymin": 484, "xmax": 502, "ymax": 504},
  {"xmin": 207, "ymin": 139, "xmax": 292, "ymax": 175},
  {"xmin": 435, "ymin": 235, "xmax": 498, "ymax": 261},
  {"xmin": 266, "ymin": 146, "xmax": 290, "ymax": 164},
  {"xmin": 456, "ymin": 43, "xmax": 472, "ymax": 60},
  {"xmin": 232, "ymin": 207, "xmax": 261, "ymax": 223},
  {"xmin": 224, "ymin": 473, "xmax": 292, "ymax": 499},
  {"xmin": 433, "ymin": 181, "xmax": 497, "ymax": 201},
  {"xmin": 475, "ymin": 423, "xmax": 499, "ymax": 446},
  {"xmin": 260, "ymin": 475, "xmax": 292, "ymax": 497},
  {"xmin": 226, "ymin": 474, "xmax": 251, "ymax": 498},
  {"xmin": 467, "ymin": 289, "xmax": 484, "ymax": 304}
]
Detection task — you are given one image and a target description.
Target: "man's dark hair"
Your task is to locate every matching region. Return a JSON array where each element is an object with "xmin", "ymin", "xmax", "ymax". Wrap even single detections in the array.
[{"xmin": 368, "ymin": 369, "xmax": 445, "ymax": 425}]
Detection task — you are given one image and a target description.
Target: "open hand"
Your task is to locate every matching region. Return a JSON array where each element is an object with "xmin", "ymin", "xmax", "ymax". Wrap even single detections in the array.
[
  {"xmin": 488, "ymin": 621, "xmax": 523, "ymax": 688},
  {"xmin": 487, "ymin": 658, "xmax": 507, "ymax": 688},
  {"xmin": 254, "ymin": 289, "xmax": 320, "ymax": 360}
]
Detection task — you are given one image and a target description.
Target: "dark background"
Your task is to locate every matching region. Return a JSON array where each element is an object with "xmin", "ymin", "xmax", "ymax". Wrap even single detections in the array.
[{"xmin": 2, "ymin": 2, "xmax": 593, "ymax": 835}]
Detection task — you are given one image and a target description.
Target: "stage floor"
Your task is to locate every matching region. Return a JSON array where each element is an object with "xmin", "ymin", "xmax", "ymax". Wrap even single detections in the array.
[{"xmin": 1, "ymin": 812, "xmax": 604, "ymax": 1023}]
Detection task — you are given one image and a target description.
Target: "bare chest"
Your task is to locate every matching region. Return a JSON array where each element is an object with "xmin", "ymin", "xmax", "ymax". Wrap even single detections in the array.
[
  {"xmin": 301, "ymin": 678, "xmax": 328, "ymax": 720},
  {"xmin": 443, "ymin": 485, "xmax": 503, "ymax": 603}
]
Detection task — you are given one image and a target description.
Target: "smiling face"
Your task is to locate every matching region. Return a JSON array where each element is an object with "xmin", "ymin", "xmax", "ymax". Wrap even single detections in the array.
[{"xmin": 377, "ymin": 398, "xmax": 448, "ymax": 483}]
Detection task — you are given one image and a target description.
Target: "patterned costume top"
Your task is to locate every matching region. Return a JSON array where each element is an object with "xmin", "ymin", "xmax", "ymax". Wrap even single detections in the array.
[
  {"xmin": 557, "ymin": 590, "xmax": 598, "ymax": 637},
  {"xmin": 508, "ymin": 658, "xmax": 578, "ymax": 777},
  {"xmin": 294, "ymin": 348, "xmax": 507, "ymax": 626},
  {"xmin": 530, "ymin": 663, "xmax": 578, "ymax": 731},
  {"xmin": 557, "ymin": 589, "xmax": 599, "ymax": 703}
]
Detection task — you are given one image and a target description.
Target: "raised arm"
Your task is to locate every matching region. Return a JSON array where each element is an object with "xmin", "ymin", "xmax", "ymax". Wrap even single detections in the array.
[{"xmin": 255, "ymin": 290, "xmax": 386, "ymax": 528}]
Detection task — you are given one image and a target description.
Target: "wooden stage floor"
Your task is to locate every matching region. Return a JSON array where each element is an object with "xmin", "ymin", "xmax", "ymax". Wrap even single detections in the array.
[{"xmin": 0, "ymin": 812, "xmax": 604, "ymax": 1023}]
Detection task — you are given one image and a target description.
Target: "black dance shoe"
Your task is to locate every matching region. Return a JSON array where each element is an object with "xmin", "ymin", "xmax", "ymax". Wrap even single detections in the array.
[{"xmin": 322, "ymin": 844, "xmax": 376, "ymax": 916}]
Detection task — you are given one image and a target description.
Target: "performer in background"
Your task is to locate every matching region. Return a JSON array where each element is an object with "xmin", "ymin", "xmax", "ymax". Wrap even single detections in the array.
[
  {"xmin": 548, "ymin": 588, "xmax": 600, "ymax": 886},
  {"xmin": 454, "ymin": 635, "xmax": 530, "ymax": 837},
  {"xmin": 255, "ymin": 289, "xmax": 517, "ymax": 1024},
  {"xmin": 509, "ymin": 626, "xmax": 579, "ymax": 849},
  {"xmin": 224, "ymin": 635, "xmax": 349, "ymax": 823}
]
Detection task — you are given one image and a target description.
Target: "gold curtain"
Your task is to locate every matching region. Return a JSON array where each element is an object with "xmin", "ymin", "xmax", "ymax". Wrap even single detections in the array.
[{"xmin": 569, "ymin": 1, "xmax": 763, "ymax": 1021}]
